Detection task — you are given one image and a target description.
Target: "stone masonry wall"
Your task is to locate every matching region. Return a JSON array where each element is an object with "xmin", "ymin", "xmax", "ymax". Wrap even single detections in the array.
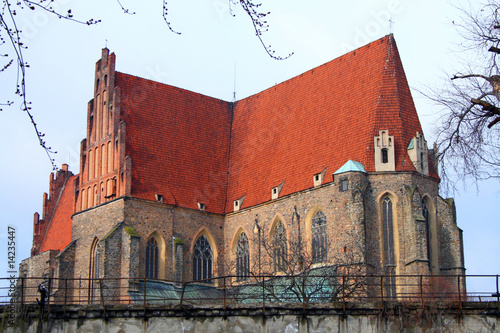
[
  {"xmin": 61, "ymin": 169, "xmax": 462, "ymax": 302},
  {"xmin": 18, "ymin": 250, "xmax": 58, "ymax": 303},
  {"xmin": 3, "ymin": 303, "xmax": 498, "ymax": 333},
  {"xmin": 224, "ymin": 171, "xmax": 369, "ymax": 280},
  {"xmin": 72, "ymin": 196, "xmax": 226, "ymax": 286}
]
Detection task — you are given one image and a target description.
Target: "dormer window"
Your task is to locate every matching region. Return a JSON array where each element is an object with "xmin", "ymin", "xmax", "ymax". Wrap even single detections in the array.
[
  {"xmin": 197, "ymin": 203, "xmax": 206, "ymax": 212},
  {"xmin": 374, "ymin": 130, "xmax": 395, "ymax": 172},
  {"xmin": 313, "ymin": 168, "xmax": 327, "ymax": 187},
  {"xmin": 234, "ymin": 195, "xmax": 246, "ymax": 212},
  {"xmin": 155, "ymin": 194, "xmax": 163, "ymax": 203},
  {"xmin": 271, "ymin": 181, "xmax": 285, "ymax": 200}
]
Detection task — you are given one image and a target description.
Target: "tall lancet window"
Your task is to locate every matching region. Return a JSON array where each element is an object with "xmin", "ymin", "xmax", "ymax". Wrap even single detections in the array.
[
  {"xmin": 89, "ymin": 237, "xmax": 100, "ymax": 303},
  {"xmin": 382, "ymin": 196, "xmax": 396, "ymax": 298},
  {"xmin": 312, "ymin": 211, "xmax": 328, "ymax": 263},
  {"xmin": 236, "ymin": 232, "xmax": 250, "ymax": 281},
  {"xmin": 146, "ymin": 237, "xmax": 159, "ymax": 279},
  {"xmin": 272, "ymin": 221, "xmax": 288, "ymax": 272},
  {"xmin": 193, "ymin": 235, "xmax": 213, "ymax": 282},
  {"xmin": 422, "ymin": 198, "xmax": 431, "ymax": 268}
]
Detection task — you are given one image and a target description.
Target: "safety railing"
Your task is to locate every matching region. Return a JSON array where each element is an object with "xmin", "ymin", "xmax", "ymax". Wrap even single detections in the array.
[{"xmin": 0, "ymin": 274, "xmax": 498, "ymax": 309}]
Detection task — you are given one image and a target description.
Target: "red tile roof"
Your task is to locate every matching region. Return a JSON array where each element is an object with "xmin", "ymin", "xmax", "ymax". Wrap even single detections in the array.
[
  {"xmin": 37, "ymin": 35, "xmax": 433, "ymax": 252},
  {"xmin": 225, "ymin": 35, "xmax": 426, "ymax": 211},
  {"xmin": 115, "ymin": 73, "xmax": 233, "ymax": 214},
  {"xmin": 112, "ymin": 35, "xmax": 433, "ymax": 214},
  {"xmin": 40, "ymin": 175, "xmax": 77, "ymax": 253}
]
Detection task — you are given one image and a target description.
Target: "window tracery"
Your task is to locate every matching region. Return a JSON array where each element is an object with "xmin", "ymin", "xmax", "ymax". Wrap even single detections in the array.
[
  {"xmin": 272, "ymin": 221, "xmax": 287, "ymax": 272},
  {"xmin": 312, "ymin": 211, "xmax": 327, "ymax": 263},
  {"xmin": 193, "ymin": 235, "xmax": 213, "ymax": 281},
  {"xmin": 146, "ymin": 237, "xmax": 159, "ymax": 279},
  {"xmin": 236, "ymin": 232, "xmax": 250, "ymax": 281}
]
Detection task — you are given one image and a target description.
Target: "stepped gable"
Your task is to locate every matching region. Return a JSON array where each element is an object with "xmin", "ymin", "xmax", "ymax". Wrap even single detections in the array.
[
  {"xmin": 115, "ymin": 72, "xmax": 233, "ymax": 214},
  {"xmin": 39, "ymin": 174, "xmax": 77, "ymax": 253},
  {"xmin": 31, "ymin": 165, "xmax": 74, "ymax": 255},
  {"xmin": 226, "ymin": 35, "xmax": 428, "ymax": 212}
]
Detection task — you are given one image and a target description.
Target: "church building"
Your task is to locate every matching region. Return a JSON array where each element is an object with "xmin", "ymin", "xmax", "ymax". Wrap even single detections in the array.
[{"xmin": 19, "ymin": 35, "xmax": 465, "ymax": 302}]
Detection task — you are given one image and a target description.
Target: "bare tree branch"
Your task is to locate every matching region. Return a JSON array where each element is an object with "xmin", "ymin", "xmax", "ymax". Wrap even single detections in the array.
[
  {"xmin": 1, "ymin": 0, "xmax": 101, "ymax": 169},
  {"xmin": 426, "ymin": 0, "xmax": 500, "ymax": 192},
  {"xmin": 1, "ymin": 0, "xmax": 291, "ymax": 169}
]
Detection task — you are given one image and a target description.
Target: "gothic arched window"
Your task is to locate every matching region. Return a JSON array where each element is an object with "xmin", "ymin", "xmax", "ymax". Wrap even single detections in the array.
[
  {"xmin": 382, "ymin": 196, "xmax": 396, "ymax": 298},
  {"xmin": 193, "ymin": 235, "xmax": 213, "ymax": 282},
  {"xmin": 236, "ymin": 232, "xmax": 250, "ymax": 281},
  {"xmin": 89, "ymin": 237, "xmax": 100, "ymax": 303},
  {"xmin": 312, "ymin": 211, "xmax": 327, "ymax": 263},
  {"xmin": 272, "ymin": 221, "xmax": 288, "ymax": 272},
  {"xmin": 146, "ymin": 237, "xmax": 159, "ymax": 279},
  {"xmin": 382, "ymin": 197, "xmax": 395, "ymax": 266},
  {"xmin": 422, "ymin": 198, "xmax": 431, "ymax": 268}
]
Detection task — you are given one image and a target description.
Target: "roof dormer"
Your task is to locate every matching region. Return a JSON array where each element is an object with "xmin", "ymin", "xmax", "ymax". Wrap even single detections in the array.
[
  {"xmin": 313, "ymin": 168, "xmax": 327, "ymax": 187},
  {"xmin": 374, "ymin": 130, "xmax": 395, "ymax": 172},
  {"xmin": 234, "ymin": 195, "xmax": 246, "ymax": 212},
  {"xmin": 271, "ymin": 181, "xmax": 285, "ymax": 200}
]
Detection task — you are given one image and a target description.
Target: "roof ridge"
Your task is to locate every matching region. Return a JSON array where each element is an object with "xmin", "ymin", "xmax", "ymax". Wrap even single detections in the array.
[
  {"xmin": 222, "ymin": 102, "xmax": 235, "ymax": 215},
  {"xmin": 389, "ymin": 36, "xmax": 409, "ymax": 171},
  {"xmin": 115, "ymin": 71, "xmax": 229, "ymax": 103}
]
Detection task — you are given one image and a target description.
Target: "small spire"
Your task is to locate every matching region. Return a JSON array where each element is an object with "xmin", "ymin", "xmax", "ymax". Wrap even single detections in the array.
[
  {"xmin": 388, "ymin": 17, "xmax": 394, "ymax": 34},
  {"xmin": 232, "ymin": 61, "xmax": 237, "ymax": 102}
]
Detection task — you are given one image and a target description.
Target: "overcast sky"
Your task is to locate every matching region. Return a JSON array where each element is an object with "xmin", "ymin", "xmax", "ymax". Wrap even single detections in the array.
[{"xmin": 0, "ymin": 0, "xmax": 498, "ymax": 294}]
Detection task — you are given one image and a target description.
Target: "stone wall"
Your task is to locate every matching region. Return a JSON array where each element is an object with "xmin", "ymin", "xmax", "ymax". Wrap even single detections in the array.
[
  {"xmin": 3, "ymin": 303, "xmax": 498, "ymax": 333},
  {"xmin": 224, "ymin": 171, "xmax": 369, "ymax": 278},
  {"xmin": 71, "ymin": 196, "xmax": 225, "ymax": 285},
  {"xmin": 18, "ymin": 250, "xmax": 58, "ymax": 303},
  {"xmin": 27, "ymin": 169, "xmax": 464, "ymax": 303}
]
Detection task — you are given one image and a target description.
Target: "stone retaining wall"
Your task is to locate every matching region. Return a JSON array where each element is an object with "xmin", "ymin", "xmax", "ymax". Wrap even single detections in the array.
[{"xmin": 2, "ymin": 302, "xmax": 499, "ymax": 332}]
